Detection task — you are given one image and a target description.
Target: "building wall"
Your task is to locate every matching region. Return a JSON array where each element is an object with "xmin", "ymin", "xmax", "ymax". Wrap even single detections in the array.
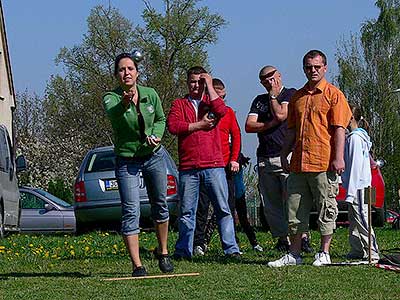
[{"xmin": 0, "ymin": 0, "xmax": 16, "ymax": 145}]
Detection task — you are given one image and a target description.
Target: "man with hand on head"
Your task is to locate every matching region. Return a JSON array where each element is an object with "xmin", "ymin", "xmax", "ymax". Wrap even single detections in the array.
[
  {"xmin": 167, "ymin": 66, "xmax": 240, "ymax": 260},
  {"xmin": 246, "ymin": 66, "xmax": 303, "ymax": 252},
  {"xmin": 194, "ymin": 78, "xmax": 262, "ymax": 255}
]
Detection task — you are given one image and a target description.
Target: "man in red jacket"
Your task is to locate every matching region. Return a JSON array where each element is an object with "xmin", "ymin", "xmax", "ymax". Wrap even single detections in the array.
[
  {"xmin": 193, "ymin": 78, "xmax": 262, "ymax": 255},
  {"xmin": 167, "ymin": 66, "xmax": 240, "ymax": 259}
]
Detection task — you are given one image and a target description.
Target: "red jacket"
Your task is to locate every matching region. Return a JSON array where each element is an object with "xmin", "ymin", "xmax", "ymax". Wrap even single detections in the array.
[
  {"xmin": 218, "ymin": 106, "xmax": 241, "ymax": 166},
  {"xmin": 167, "ymin": 95, "xmax": 227, "ymax": 170}
]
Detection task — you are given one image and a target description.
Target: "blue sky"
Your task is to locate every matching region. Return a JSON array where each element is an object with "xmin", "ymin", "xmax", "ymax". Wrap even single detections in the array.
[{"xmin": 2, "ymin": 0, "xmax": 380, "ymax": 160}]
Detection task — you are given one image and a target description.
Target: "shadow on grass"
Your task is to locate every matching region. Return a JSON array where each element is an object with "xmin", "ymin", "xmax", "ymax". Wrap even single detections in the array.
[
  {"xmin": 0, "ymin": 272, "xmax": 91, "ymax": 280},
  {"xmin": 191, "ymin": 255, "xmax": 270, "ymax": 266}
]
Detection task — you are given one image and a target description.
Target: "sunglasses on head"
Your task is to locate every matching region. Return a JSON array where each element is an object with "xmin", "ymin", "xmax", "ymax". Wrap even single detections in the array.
[{"xmin": 259, "ymin": 69, "xmax": 277, "ymax": 81}]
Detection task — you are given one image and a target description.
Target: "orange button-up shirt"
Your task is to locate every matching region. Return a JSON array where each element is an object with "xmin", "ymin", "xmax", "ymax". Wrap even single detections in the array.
[{"xmin": 287, "ymin": 78, "xmax": 351, "ymax": 172}]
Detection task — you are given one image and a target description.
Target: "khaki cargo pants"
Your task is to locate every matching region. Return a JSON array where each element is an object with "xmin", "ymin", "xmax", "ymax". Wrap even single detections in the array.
[{"xmin": 287, "ymin": 171, "xmax": 339, "ymax": 236}]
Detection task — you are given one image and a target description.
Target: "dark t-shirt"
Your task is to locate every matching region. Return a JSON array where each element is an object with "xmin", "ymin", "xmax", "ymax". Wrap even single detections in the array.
[{"xmin": 248, "ymin": 87, "xmax": 296, "ymax": 158}]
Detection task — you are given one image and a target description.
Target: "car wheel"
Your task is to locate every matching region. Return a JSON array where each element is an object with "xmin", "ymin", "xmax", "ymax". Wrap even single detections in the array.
[
  {"xmin": 0, "ymin": 202, "xmax": 5, "ymax": 239},
  {"xmin": 372, "ymin": 207, "xmax": 385, "ymax": 227}
]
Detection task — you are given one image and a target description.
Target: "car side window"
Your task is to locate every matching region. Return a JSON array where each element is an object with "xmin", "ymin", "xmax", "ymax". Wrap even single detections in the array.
[{"xmin": 20, "ymin": 192, "xmax": 46, "ymax": 209}]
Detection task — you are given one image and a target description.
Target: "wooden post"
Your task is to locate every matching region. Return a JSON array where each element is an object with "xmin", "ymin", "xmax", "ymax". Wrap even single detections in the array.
[{"xmin": 366, "ymin": 186, "xmax": 372, "ymax": 264}]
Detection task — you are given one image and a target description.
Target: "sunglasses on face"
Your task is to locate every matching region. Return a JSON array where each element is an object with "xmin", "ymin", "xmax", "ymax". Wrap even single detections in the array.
[
  {"xmin": 304, "ymin": 65, "xmax": 324, "ymax": 71},
  {"xmin": 259, "ymin": 69, "xmax": 277, "ymax": 81}
]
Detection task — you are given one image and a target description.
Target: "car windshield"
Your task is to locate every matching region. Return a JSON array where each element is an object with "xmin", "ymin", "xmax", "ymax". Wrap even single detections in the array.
[
  {"xmin": 85, "ymin": 150, "xmax": 115, "ymax": 173},
  {"xmin": 34, "ymin": 189, "xmax": 72, "ymax": 208}
]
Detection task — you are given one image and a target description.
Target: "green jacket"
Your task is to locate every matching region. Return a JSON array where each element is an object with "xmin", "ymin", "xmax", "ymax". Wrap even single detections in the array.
[{"xmin": 103, "ymin": 85, "xmax": 166, "ymax": 157}]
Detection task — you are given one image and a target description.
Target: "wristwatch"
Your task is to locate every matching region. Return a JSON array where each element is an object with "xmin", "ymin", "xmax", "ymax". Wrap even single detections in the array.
[{"xmin": 270, "ymin": 94, "xmax": 278, "ymax": 100}]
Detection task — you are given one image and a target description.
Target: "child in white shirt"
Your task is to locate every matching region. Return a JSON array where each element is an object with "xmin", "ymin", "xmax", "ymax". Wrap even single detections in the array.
[{"xmin": 341, "ymin": 104, "xmax": 379, "ymax": 261}]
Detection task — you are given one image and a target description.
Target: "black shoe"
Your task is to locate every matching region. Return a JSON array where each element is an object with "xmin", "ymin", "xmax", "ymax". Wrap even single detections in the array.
[
  {"xmin": 301, "ymin": 237, "xmax": 313, "ymax": 253},
  {"xmin": 225, "ymin": 252, "xmax": 242, "ymax": 262},
  {"xmin": 158, "ymin": 254, "xmax": 174, "ymax": 273},
  {"xmin": 274, "ymin": 239, "xmax": 290, "ymax": 252},
  {"xmin": 172, "ymin": 252, "xmax": 192, "ymax": 261},
  {"xmin": 132, "ymin": 266, "xmax": 147, "ymax": 277}
]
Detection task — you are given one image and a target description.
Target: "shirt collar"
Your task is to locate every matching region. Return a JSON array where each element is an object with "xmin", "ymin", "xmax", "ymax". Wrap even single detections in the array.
[{"xmin": 302, "ymin": 78, "xmax": 328, "ymax": 93}]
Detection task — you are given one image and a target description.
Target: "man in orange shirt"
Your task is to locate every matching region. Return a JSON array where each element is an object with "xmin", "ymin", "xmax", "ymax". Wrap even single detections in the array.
[{"xmin": 268, "ymin": 50, "xmax": 352, "ymax": 267}]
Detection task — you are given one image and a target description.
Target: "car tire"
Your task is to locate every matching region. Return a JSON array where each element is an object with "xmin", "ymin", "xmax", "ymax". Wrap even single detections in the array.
[
  {"xmin": 0, "ymin": 202, "xmax": 5, "ymax": 239},
  {"xmin": 372, "ymin": 207, "xmax": 385, "ymax": 227}
]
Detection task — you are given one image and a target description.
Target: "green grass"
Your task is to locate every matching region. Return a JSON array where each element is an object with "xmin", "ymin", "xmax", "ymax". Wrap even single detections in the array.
[{"xmin": 0, "ymin": 226, "xmax": 399, "ymax": 300}]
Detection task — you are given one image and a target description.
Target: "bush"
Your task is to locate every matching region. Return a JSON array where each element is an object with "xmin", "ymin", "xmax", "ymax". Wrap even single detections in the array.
[{"xmin": 47, "ymin": 178, "xmax": 73, "ymax": 204}]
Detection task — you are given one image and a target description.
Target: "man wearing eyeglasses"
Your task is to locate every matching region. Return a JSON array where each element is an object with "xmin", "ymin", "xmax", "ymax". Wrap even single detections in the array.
[
  {"xmin": 268, "ymin": 50, "xmax": 352, "ymax": 267},
  {"xmin": 245, "ymin": 66, "xmax": 297, "ymax": 252}
]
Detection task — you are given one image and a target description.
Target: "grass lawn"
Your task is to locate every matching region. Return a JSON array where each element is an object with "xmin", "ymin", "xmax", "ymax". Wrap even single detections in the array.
[{"xmin": 0, "ymin": 226, "xmax": 399, "ymax": 300}]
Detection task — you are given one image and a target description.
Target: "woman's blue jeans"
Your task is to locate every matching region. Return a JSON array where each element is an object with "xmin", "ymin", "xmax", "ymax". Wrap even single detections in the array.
[{"xmin": 115, "ymin": 147, "xmax": 169, "ymax": 235}]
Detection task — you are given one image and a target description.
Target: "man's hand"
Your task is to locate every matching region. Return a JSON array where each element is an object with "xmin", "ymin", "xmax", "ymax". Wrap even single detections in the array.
[
  {"xmin": 269, "ymin": 77, "xmax": 281, "ymax": 98},
  {"xmin": 200, "ymin": 72, "xmax": 221, "ymax": 101},
  {"xmin": 198, "ymin": 113, "xmax": 215, "ymax": 130},
  {"xmin": 230, "ymin": 161, "xmax": 240, "ymax": 173},
  {"xmin": 199, "ymin": 73, "xmax": 213, "ymax": 88},
  {"xmin": 330, "ymin": 158, "xmax": 345, "ymax": 175},
  {"xmin": 188, "ymin": 113, "xmax": 215, "ymax": 132}
]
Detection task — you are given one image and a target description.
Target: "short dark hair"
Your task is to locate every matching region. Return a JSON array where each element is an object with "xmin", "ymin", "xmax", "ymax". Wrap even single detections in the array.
[
  {"xmin": 114, "ymin": 53, "xmax": 138, "ymax": 76},
  {"xmin": 212, "ymin": 78, "xmax": 225, "ymax": 88},
  {"xmin": 187, "ymin": 66, "xmax": 207, "ymax": 80},
  {"xmin": 303, "ymin": 50, "xmax": 327, "ymax": 66}
]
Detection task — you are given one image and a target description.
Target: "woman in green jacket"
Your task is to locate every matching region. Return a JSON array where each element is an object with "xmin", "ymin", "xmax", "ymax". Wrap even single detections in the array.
[{"xmin": 103, "ymin": 52, "xmax": 173, "ymax": 277}]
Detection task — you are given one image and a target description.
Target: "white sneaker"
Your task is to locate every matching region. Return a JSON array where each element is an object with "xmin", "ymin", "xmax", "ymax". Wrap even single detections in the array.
[
  {"xmin": 313, "ymin": 252, "xmax": 331, "ymax": 266},
  {"xmin": 253, "ymin": 244, "xmax": 264, "ymax": 252},
  {"xmin": 268, "ymin": 253, "xmax": 302, "ymax": 268},
  {"xmin": 193, "ymin": 245, "xmax": 205, "ymax": 256}
]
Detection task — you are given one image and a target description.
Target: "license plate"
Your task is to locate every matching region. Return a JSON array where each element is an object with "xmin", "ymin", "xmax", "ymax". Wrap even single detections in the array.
[
  {"xmin": 104, "ymin": 174, "xmax": 144, "ymax": 191},
  {"xmin": 105, "ymin": 179, "xmax": 119, "ymax": 191}
]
